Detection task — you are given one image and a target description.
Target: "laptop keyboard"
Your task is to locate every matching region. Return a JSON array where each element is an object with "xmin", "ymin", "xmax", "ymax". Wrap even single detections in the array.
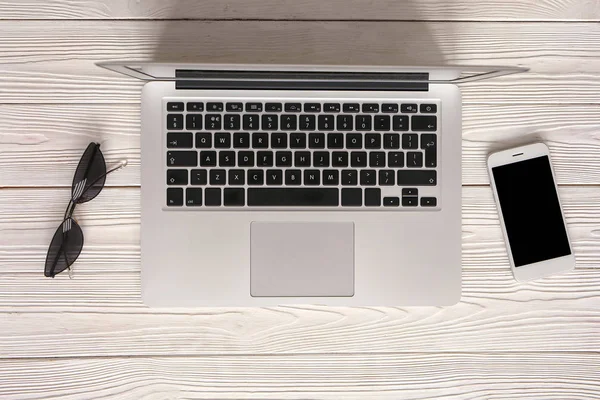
[{"xmin": 164, "ymin": 98, "xmax": 440, "ymax": 209}]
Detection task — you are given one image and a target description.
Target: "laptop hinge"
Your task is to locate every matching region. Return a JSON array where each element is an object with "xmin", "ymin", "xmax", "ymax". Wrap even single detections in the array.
[{"xmin": 174, "ymin": 70, "xmax": 429, "ymax": 91}]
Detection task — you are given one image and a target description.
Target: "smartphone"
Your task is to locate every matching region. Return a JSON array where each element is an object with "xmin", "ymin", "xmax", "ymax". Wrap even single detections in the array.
[{"xmin": 487, "ymin": 142, "xmax": 575, "ymax": 281}]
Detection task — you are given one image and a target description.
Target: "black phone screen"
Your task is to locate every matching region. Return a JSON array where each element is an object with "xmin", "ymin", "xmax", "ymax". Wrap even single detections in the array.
[{"xmin": 492, "ymin": 155, "xmax": 571, "ymax": 267}]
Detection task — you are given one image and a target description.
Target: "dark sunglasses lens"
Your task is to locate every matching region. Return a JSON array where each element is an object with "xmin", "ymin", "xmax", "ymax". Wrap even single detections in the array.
[
  {"xmin": 44, "ymin": 218, "xmax": 84, "ymax": 278},
  {"xmin": 72, "ymin": 143, "xmax": 107, "ymax": 203}
]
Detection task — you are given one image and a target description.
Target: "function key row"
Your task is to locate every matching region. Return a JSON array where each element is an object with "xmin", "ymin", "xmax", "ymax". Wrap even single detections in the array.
[{"xmin": 167, "ymin": 102, "xmax": 437, "ymax": 114}]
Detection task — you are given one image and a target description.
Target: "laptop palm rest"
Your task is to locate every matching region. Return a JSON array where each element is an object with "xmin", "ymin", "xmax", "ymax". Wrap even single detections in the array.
[{"xmin": 250, "ymin": 222, "xmax": 355, "ymax": 297}]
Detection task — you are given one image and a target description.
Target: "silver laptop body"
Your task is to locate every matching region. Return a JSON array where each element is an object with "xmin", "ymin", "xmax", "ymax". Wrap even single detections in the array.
[{"xmin": 99, "ymin": 63, "xmax": 526, "ymax": 307}]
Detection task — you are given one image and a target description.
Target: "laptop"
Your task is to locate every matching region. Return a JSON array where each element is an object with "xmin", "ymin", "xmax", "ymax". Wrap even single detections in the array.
[{"xmin": 98, "ymin": 63, "xmax": 526, "ymax": 307}]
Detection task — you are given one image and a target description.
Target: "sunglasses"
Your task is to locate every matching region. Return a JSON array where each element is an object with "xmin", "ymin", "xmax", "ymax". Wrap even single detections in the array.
[{"xmin": 45, "ymin": 143, "xmax": 126, "ymax": 278}]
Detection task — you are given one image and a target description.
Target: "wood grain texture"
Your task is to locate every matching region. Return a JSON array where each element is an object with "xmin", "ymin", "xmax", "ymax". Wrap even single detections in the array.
[
  {"xmin": 1, "ymin": 0, "xmax": 599, "ymax": 21},
  {"xmin": 1, "ymin": 103, "xmax": 600, "ymax": 187},
  {"xmin": 1, "ymin": 354, "xmax": 599, "ymax": 400}
]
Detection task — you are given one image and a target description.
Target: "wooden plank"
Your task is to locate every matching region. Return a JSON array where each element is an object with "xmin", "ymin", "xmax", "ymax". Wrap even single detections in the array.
[
  {"xmin": 0, "ymin": 0, "xmax": 599, "ymax": 21},
  {"xmin": 1, "ymin": 354, "xmax": 599, "ymax": 399},
  {"xmin": 1, "ymin": 103, "xmax": 599, "ymax": 188}
]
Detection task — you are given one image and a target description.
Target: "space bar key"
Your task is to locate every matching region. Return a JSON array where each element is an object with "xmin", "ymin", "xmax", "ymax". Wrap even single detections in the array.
[{"xmin": 248, "ymin": 188, "xmax": 339, "ymax": 206}]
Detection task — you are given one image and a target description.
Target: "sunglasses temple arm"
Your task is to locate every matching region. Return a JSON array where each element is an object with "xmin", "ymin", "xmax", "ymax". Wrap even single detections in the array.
[{"xmin": 75, "ymin": 160, "xmax": 128, "ymax": 201}]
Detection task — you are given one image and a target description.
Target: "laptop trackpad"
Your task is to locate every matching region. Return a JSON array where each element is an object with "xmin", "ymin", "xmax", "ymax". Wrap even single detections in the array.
[{"xmin": 251, "ymin": 222, "xmax": 354, "ymax": 297}]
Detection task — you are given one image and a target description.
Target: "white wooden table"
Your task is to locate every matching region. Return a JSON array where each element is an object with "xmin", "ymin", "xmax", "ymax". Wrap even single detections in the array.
[{"xmin": 1, "ymin": 1, "xmax": 599, "ymax": 398}]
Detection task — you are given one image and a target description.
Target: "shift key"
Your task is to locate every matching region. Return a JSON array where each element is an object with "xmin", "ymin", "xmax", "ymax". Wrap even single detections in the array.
[{"xmin": 167, "ymin": 151, "xmax": 197, "ymax": 167}]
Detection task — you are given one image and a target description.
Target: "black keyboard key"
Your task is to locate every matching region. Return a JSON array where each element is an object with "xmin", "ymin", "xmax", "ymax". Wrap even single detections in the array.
[
  {"xmin": 299, "ymin": 115, "xmax": 316, "ymax": 131},
  {"xmin": 388, "ymin": 151, "xmax": 404, "ymax": 167},
  {"xmin": 257, "ymin": 151, "xmax": 274, "ymax": 167},
  {"xmin": 271, "ymin": 133, "xmax": 287, "ymax": 149},
  {"xmin": 304, "ymin": 103, "xmax": 321, "ymax": 112},
  {"xmin": 362, "ymin": 103, "xmax": 379, "ymax": 113},
  {"xmin": 365, "ymin": 188, "xmax": 381, "ymax": 206},
  {"xmin": 167, "ymin": 151, "xmax": 197, "ymax": 167},
  {"xmin": 420, "ymin": 104, "xmax": 437, "ymax": 113},
  {"xmin": 205, "ymin": 188, "xmax": 221, "ymax": 206},
  {"xmin": 379, "ymin": 170, "xmax": 395, "ymax": 186},
  {"xmin": 313, "ymin": 151, "xmax": 330, "ymax": 167},
  {"xmin": 402, "ymin": 197, "xmax": 418, "ymax": 207},
  {"xmin": 186, "ymin": 188, "xmax": 203, "ymax": 206},
  {"xmin": 224, "ymin": 114, "xmax": 240, "ymax": 130},
  {"xmin": 167, "ymin": 169, "xmax": 188, "ymax": 185},
  {"xmin": 226, "ymin": 102, "xmax": 243, "ymax": 112},
  {"xmin": 199, "ymin": 151, "xmax": 217, "ymax": 167},
  {"xmin": 365, "ymin": 134, "xmax": 381, "ymax": 149},
  {"xmin": 342, "ymin": 188, "xmax": 362, "ymax": 206},
  {"xmin": 309, "ymin": 133, "xmax": 325, "ymax": 149},
  {"xmin": 285, "ymin": 103, "xmax": 302, "ymax": 112},
  {"xmin": 304, "ymin": 170, "xmax": 320, "ymax": 186},
  {"xmin": 205, "ymin": 114, "xmax": 222, "ymax": 130},
  {"xmin": 374, "ymin": 115, "xmax": 391, "ymax": 131},
  {"xmin": 369, "ymin": 152, "xmax": 386, "ymax": 168},
  {"xmin": 210, "ymin": 169, "xmax": 226, "ymax": 185},
  {"xmin": 343, "ymin": 103, "xmax": 360, "ymax": 113},
  {"xmin": 207, "ymin": 102, "xmax": 224, "ymax": 112},
  {"xmin": 402, "ymin": 188, "xmax": 418, "ymax": 196},
  {"xmin": 351, "ymin": 151, "xmax": 367, "ymax": 167},
  {"xmin": 324, "ymin": 103, "xmax": 341, "ymax": 112},
  {"xmin": 187, "ymin": 102, "xmax": 204, "ymax": 112},
  {"xmin": 393, "ymin": 115, "xmax": 409, "ymax": 131},
  {"xmin": 402, "ymin": 134, "xmax": 418, "ymax": 150},
  {"xmin": 285, "ymin": 169, "xmax": 302, "ymax": 185},
  {"xmin": 346, "ymin": 134, "xmax": 362, "ymax": 149},
  {"xmin": 318, "ymin": 115, "xmax": 334, "ymax": 131},
  {"xmin": 407, "ymin": 152, "xmax": 423, "ymax": 168},
  {"xmin": 167, "ymin": 188, "xmax": 183, "ymax": 206},
  {"xmin": 265, "ymin": 102, "xmax": 282, "ymax": 112},
  {"xmin": 295, "ymin": 151, "xmax": 311, "ymax": 167},
  {"xmin": 421, "ymin": 197, "xmax": 437, "ymax": 207},
  {"xmin": 252, "ymin": 132, "xmax": 268, "ymax": 148},
  {"xmin": 412, "ymin": 115, "xmax": 437, "ymax": 131},
  {"xmin": 218, "ymin": 151, "xmax": 235, "ymax": 167},
  {"xmin": 167, "ymin": 114, "xmax": 183, "ymax": 130},
  {"xmin": 327, "ymin": 133, "xmax": 344, "ymax": 149},
  {"xmin": 422, "ymin": 134, "xmax": 437, "ymax": 168},
  {"xmin": 233, "ymin": 132, "xmax": 250, "ymax": 148},
  {"xmin": 382, "ymin": 103, "xmax": 398, "ymax": 113},
  {"xmin": 167, "ymin": 132, "xmax": 193, "ymax": 148},
  {"xmin": 281, "ymin": 114, "xmax": 297, "ymax": 130},
  {"xmin": 384, "ymin": 197, "xmax": 400, "ymax": 207},
  {"xmin": 332, "ymin": 151, "xmax": 349, "ymax": 167},
  {"xmin": 190, "ymin": 169, "xmax": 207, "ymax": 185},
  {"xmin": 243, "ymin": 114, "xmax": 260, "ymax": 130},
  {"xmin": 238, "ymin": 151, "xmax": 254, "ymax": 167},
  {"xmin": 195, "ymin": 133, "xmax": 211, "ymax": 148},
  {"xmin": 224, "ymin": 188, "xmax": 245, "ymax": 206},
  {"xmin": 248, "ymin": 169, "xmax": 264, "ymax": 185},
  {"xmin": 229, "ymin": 169, "xmax": 245, "ymax": 185},
  {"xmin": 383, "ymin": 133, "xmax": 400, "ymax": 149},
  {"xmin": 276, "ymin": 151, "xmax": 293, "ymax": 167},
  {"xmin": 167, "ymin": 102, "xmax": 184, "ymax": 112},
  {"xmin": 356, "ymin": 115, "xmax": 372, "ymax": 131},
  {"xmin": 262, "ymin": 114, "xmax": 278, "ymax": 130},
  {"xmin": 401, "ymin": 104, "xmax": 418, "ymax": 113},
  {"xmin": 266, "ymin": 169, "xmax": 283, "ymax": 185},
  {"xmin": 397, "ymin": 170, "xmax": 437, "ymax": 186},
  {"xmin": 248, "ymin": 188, "xmax": 339, "ymax": 206},
  {"xmin": 214, "ymin": 132, "xmax": 231, "ymax": 148},
  {"xmin": 360, "ymin": 170, "xmax": 376, "ymax": 186},
  {"xmin": 323, "ymin": 170, "xmax": 339, "ymax": 186},
  {"xmin": 337, "ymin": 115, "xmax": 353, "ymax": 131},
  {"xmin": 290, "ymin": 133, "xmax": 307, "ymax": 148},
  {"xmin": 186, "ymin": 114, "xmax": 203, "ymax": 130},
  {"xmin": 246, "ymin": 102, "xmax": 263, "ymax": 112},
  {"xmin": 342, "ymin": 170, "xmax": 358, "ymax": 185}
]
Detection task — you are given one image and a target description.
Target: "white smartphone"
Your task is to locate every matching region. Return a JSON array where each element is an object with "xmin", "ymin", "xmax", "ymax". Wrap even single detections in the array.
[{"xmin": 487, "ymin": 142, "xmax": 575, "ymax": 281}]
